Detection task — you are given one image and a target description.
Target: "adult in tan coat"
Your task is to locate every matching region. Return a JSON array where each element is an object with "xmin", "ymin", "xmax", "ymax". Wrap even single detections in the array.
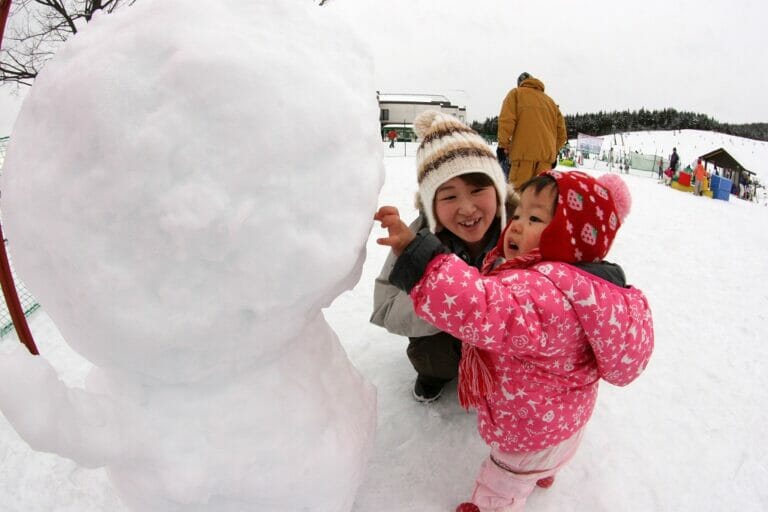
[{"xmin": 497, "ymin": 72, "xmax": 567, "ymax": 190}]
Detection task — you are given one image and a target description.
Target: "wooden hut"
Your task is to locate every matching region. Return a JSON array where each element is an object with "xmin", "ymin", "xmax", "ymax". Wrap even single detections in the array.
[{"xmin": 698, "ymin": 147, "xmax": 758, "ymax": 199}]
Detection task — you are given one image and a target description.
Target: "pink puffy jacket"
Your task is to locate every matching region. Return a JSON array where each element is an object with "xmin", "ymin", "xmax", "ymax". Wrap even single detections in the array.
[{"xmin": 410, "ymin": 254, "xmax": 654, "ymax": 453}]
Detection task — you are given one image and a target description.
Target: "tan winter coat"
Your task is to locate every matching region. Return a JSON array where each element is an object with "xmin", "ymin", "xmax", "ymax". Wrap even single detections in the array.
[{"xmin": 497, "ymin": 77, "xmax": 567, "ymax": 166}]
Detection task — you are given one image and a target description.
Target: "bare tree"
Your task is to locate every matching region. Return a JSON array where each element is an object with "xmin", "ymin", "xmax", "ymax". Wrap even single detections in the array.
[{"xmin": 0, "ymin": 0, "xmax": 136, "ymax": 88}]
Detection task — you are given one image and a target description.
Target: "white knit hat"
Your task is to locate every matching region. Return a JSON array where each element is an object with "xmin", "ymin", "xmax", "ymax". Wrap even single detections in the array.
[{"xmin": 414, "ymin": 110, "xmax": 507, "ymax": 233}]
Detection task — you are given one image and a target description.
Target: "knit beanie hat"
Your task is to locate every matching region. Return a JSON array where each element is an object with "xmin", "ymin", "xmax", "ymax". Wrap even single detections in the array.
[
  {"xmin": 413, "ymin": 110, "xmax": 507, "ymax": 233},
  {"xmin": 538, "ymin": 170, "xmax": 632, "ymax": 263}
]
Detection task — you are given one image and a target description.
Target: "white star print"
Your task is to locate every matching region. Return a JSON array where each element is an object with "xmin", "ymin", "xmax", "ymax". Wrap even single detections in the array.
[{"xmin": 521, "ymin": 300, "xmax": 535, "ymax": 314}]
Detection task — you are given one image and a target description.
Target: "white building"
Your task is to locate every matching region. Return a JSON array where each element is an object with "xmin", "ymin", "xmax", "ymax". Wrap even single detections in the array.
[{"xmin": 378, "ymin": 93, "xmax": 466, "ymax": 141}]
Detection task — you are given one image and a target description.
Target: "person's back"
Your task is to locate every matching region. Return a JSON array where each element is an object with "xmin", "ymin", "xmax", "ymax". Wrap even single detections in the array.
[
  {"xmin": 387, "ymin": 129, "xmax": 397, "ymax": 148},
  {"xmin": 497, "ymin": 73, "xmax": 567, "ymax": 190},
  {"xmin": 670, "ymin": 148, "xmax": 680, "ymax": 171},
  {"xmin": 694, "ymin": 159, "xmax": 706, "ymax": 181},
  {"xmin": 693, "ymin": 158, "xmax": 707, "ymax": 195},
  {"xmin": 422, "ymin": 256, "xmax": 652, "ymax": 452}
]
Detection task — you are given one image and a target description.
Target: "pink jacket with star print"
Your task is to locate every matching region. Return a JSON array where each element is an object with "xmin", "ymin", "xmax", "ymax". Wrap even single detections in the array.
[{"xmin": 409, "ymin": 253, "xmax": 654, "ymax": 453}]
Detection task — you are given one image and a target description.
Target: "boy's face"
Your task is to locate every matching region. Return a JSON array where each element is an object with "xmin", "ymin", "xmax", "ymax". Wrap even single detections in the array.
[
  {"xmin": 503, "ymin": 184, "xmax": 557, "ymax": 260},
  {"xmin": 434, "ymin": 176, "xmax": 498, "ymax": 248}
]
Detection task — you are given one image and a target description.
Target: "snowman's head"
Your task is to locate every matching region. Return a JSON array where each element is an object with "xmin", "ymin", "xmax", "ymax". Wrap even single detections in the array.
[{"xmin": 1, "ymin": 1, "xmax": 383, "ymax": 383}]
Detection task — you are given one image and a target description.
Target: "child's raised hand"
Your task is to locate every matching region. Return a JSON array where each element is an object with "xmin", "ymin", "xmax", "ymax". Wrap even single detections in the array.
[{"xmin": 374, "ymin": 206, "xmax": 416, "ymax": 256}]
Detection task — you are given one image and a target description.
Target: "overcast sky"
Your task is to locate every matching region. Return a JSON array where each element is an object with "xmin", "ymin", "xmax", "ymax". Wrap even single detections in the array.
[
  {"xmin": 334, "ymin": 0, "xmax": 768, "ymax": 125},
  {"xmin": 0, "ymin": 0, "xmax": 766, "ymax": 136}
]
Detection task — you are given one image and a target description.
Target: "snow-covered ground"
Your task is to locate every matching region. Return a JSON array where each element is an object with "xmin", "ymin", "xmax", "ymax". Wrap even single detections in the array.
[{"xmin": 2, "ymin": 129, "xmax": 768, "ymax": 511}]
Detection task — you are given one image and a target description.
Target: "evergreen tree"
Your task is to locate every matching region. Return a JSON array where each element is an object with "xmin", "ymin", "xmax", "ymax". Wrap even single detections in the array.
[{"xmin": 472, "ymin": 108, "xmax": 768, "ymax": 143}]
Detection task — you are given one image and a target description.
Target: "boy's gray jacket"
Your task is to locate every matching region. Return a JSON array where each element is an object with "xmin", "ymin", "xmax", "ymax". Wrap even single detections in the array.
[{"xmin": 370, "ymin": 215, "xmax": 440, "ymax": 337}]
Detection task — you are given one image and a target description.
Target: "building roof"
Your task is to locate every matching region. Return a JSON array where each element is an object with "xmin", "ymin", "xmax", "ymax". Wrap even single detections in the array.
[
  {"xmin": 699, "ymin": 147, "xmax": 756, "ymax": 175},
  {"xmin": 378, "ymin": 93, "xmax": 451, "ymax": 105}
]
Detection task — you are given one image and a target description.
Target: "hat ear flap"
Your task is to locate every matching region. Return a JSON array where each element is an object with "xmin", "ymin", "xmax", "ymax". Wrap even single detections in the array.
[
  {"xmin": 504, "ymin": 184, "xmax": 519, "ymax": 218},
  {"xmin": 414, "ymin": 191, "xmax": 423, "ymax": 211}
]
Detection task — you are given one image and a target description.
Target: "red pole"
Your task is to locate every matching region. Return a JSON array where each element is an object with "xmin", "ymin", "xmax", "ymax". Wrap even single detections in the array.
[
  {"xmin": 0, "ymin": 0, "xmax": 38, "ymax": 355},
  {"xmin": 0, "ymin": 1, "xmax": 9, "ymax": 40}
]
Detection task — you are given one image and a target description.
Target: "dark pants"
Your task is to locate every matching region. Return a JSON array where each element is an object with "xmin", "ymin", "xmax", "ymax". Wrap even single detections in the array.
[
  {"xmin": 496, "ymin": 147, "xmax": 510, "ymax": 181},
  {"xmin": 407, "ymin": 332, "xmax": 462, "ymax": 387}
]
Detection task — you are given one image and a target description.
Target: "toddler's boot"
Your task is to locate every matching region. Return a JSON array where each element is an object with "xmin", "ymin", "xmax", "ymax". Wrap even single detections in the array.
[
  {"xmin": 536, "ymin": 476, "xmax": 555, "ymax": 488},
  {"xmin": 455, "ymin": 503, "xmax": 480, "ymax": 512}
]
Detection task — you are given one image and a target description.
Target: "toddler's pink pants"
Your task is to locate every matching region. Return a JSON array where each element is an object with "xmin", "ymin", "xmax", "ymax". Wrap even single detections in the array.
[{"xmin": 470, "ymin": 429, "xmax": 584, "ymax": 512}]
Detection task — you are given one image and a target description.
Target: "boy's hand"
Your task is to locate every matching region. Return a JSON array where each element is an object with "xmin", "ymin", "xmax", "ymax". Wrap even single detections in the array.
[{"xmin": 374, "ymin": 206, "xmax": 416, "ymax": 256}]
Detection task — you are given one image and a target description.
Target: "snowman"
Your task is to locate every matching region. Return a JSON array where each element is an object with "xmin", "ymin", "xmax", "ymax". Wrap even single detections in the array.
[{"xmin": 0, "ymin": 1, "xmax": 380, "ymax": 511}]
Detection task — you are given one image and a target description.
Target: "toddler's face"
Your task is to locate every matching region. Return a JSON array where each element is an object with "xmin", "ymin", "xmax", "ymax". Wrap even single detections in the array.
[
  {"xmin": 434, "ymin": 176, "xmax": 497, "ymax": 249},
  {"xmin": 503, "ymin": 184, "xmax": 556, "ymax": 260}
]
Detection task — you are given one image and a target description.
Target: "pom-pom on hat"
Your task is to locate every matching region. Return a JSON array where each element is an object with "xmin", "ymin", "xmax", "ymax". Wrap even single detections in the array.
[
  {"xmin": 538, "ymin": 170, "xmax": 632, "ymax": 263},
  {"xmin": 414, "ymin": 110, "xmax": 507, "ymax": 233}
]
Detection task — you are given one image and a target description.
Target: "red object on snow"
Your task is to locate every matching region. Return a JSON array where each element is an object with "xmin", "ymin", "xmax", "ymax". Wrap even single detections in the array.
[
  {"xmin": 536, "ymin": 475, "xmax": 555, "ymax": 488},
  {"xmin": 0, "ymin": 0, "xmax": 38, "ymax": 356},
  {"xmin": 678, "ymin": 172, "xmax": 691, "ymax": 187},
  {"xmin": 0, "ymin": 1, "xmax": 10, "ymax": 41},
  {"xmin": 455, "ymin": 503, "xmax": 480, "ymax": 512}
]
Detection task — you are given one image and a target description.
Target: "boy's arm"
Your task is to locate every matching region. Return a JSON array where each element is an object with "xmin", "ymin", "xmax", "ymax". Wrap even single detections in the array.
[
  {"xmin": 370, "ymin": 214, "xmax": 441, "ymax": 337},
  {"xmin": 389, "ymin": 229, "xmax": 447, "ymax": 293}
]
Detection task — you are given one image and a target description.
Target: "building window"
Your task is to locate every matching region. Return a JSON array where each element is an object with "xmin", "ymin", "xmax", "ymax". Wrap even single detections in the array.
[{"xmin": 380, "ymin": 108, "xmax": 389, "ymax": 121}]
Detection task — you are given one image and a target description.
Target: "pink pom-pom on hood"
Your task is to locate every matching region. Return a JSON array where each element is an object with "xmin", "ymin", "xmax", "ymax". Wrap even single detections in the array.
[
  {"xmin": 537, "ymin": 170, "xmax": 633, "ymax": 263},
  {"xmin": 597, "ymin": 172, "xmax": 632, "ymax": 222}
]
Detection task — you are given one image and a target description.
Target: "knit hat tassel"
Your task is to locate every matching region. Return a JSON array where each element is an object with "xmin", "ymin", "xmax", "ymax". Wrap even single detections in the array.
[{"xmin": 458, "ymin": 345, "xmax": 495, "ymax": 410}]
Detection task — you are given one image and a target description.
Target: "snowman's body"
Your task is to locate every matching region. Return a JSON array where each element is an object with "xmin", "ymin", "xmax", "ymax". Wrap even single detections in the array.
[{"xmin": 0, "ymin": 1, "xmax": 380, "ymax": 511}]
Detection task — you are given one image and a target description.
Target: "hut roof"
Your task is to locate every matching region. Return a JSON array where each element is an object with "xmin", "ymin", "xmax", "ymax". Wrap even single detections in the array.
[{"xmin": 699, "ymin": 147, "xmax": 756, "ymax": 175}]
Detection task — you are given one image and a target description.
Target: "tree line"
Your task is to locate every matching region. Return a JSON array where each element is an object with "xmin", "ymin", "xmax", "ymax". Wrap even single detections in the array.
[{"xmin": 471, "ymin": 108, "xmax": 768, "ymax": 143}]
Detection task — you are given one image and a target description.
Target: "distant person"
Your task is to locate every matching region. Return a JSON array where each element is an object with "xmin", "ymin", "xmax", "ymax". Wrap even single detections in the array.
[
  {"xmin": 387, "ymin": 129, "xmax": 397, "ymax": 148},
  {"xmin": 693, "ymin": 158, "xmax": 707, "ymax": 196},
  {"xmin": 657, "ymin": 157, "xmax": 664, "ymax": 180},
  {"xmin": 663, "ymin": 167, "xmax": 675, "ymax": 186},
  {"xmin": 739, "ymin": 172, "xmax": 749, "ymax": 199},
  {"xmin": 497, "ymin": 72, "xmax": 567, "ymax": 190},
  {"xmin": 669, "ymin": 147, "xmax": 680, "ymax": 172}
]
